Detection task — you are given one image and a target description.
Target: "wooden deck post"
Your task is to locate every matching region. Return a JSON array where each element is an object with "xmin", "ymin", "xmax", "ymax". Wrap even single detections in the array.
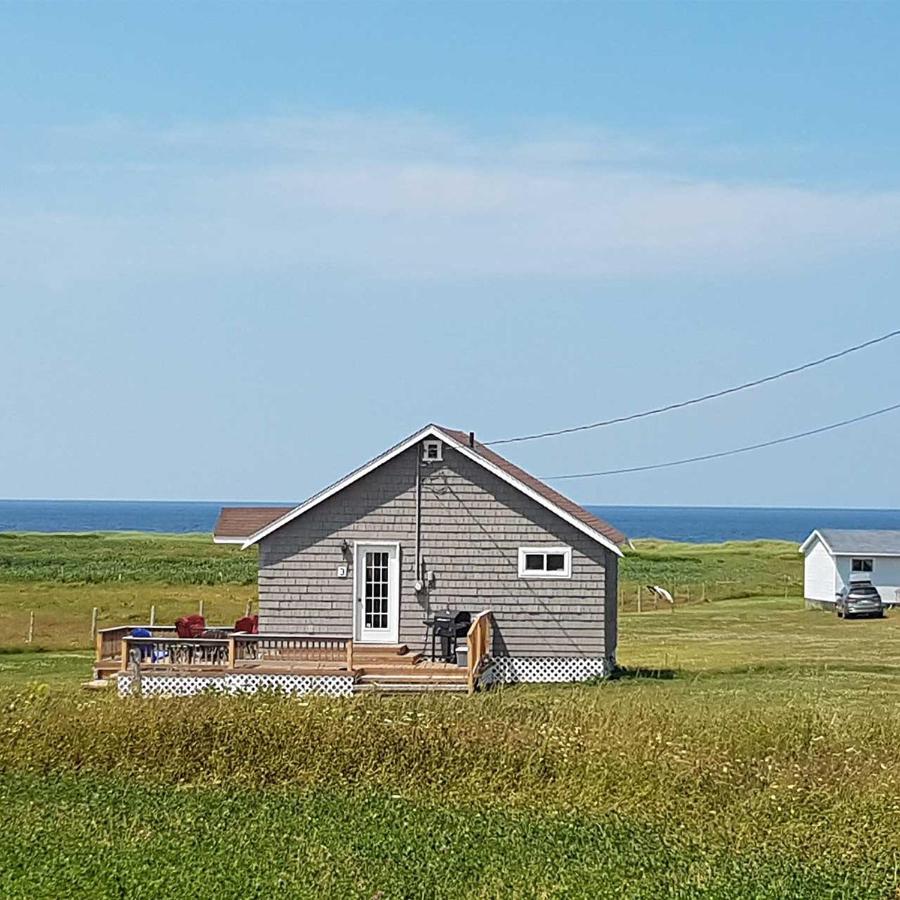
[
  {"xmin": 120, "ymin": 638, "xmax": 130, "ymax": 672},
  {"xmin": 227, "ymin": 635, "xmax": 237, "ymax": 670},
  {"xmin": 346, "ymin": 639, "xmax": 354, "ymax": 673}
]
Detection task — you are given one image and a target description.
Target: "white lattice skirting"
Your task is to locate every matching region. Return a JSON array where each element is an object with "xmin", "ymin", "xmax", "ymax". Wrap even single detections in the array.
[
  {"xmin": 484, "ymin": 656, "xmax": 612, "ymax": 685},
  {"xmin": 117, "ymin": 673, "xmax": 354, "ymax": 698}
]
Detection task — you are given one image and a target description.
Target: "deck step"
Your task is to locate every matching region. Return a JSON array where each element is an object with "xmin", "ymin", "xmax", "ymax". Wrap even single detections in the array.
[
  {"xmin": 353, "ymin": 644, "xmax": 410, "ymax": 657},
  {"xmin": 353, "ymin": 659, "xmax": 433, "ymax": 675}
]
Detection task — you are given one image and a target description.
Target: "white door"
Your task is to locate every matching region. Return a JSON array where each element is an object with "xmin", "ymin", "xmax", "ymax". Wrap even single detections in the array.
[{"xmin": 354, "ymin": 542, "xmax": 400, "ymax": 644}]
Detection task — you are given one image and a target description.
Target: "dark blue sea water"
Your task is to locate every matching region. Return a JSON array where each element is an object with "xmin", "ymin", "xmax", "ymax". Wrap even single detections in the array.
[{"xmin": 2, "ymin": 499, "xmax": 900, "ymax": 544}]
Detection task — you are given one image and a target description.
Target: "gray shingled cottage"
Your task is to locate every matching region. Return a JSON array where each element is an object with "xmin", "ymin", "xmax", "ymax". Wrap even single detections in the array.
[{"xmin": 215, "ymin": 425, "xmax": 625, "ymax": 684}]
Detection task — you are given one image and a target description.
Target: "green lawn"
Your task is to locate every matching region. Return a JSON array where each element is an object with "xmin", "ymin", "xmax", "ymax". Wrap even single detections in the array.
[{"xmin": 0, "ymin": 776, "xmax": 886, "ymax": 900}]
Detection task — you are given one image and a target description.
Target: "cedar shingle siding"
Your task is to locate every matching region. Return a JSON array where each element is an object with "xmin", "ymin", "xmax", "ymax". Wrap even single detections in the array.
[{"xmin": 258, "ymin": 442, "xmax": 616, "ymax": 660}]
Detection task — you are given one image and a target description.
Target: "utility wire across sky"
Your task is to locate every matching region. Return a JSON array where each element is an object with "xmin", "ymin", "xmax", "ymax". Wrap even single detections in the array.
[
  {"xmin": 487, "ymin": 328, "xmax": 900, "ymax": 446},
  {"xmin": 541, "ymin": 401, "xmax": 900, "ymax": 480}
]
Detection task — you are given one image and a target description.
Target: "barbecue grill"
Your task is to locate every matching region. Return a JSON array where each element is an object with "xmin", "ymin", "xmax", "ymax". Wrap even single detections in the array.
[{"xmin": 425, "ymin": 610, "xmax": 472, "ymax": 662}]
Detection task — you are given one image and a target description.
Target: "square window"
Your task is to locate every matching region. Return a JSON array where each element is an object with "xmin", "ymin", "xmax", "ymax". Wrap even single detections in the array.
[
  {"xmin": 524, "ymin": 553, "xmax": 545, "ymax": 571},
  {"xmin": 422, "ymin": 440, "xmax": 443, "ymax": 462},
  {"xmin": 852, "ymin": 558, "xmax": 873, "ymax": 573},
  {"xmin": 545, "ymin": 553, "xmax": 565, "ymax": 571}
]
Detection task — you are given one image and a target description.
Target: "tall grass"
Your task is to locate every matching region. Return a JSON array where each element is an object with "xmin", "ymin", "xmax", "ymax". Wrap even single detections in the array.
[
  {"xmin": 0, "ymin": 533, "xmax": 256, "ymax": 584},
  {"xmin": 3, "ymin": 686, "xmax": 899, "ymax": 860}
]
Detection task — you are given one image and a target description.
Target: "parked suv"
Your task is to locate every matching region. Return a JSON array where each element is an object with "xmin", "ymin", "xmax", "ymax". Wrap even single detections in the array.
[{"xmin": 836, "ymin": 581, "xmax": 884, "ymax": 619}]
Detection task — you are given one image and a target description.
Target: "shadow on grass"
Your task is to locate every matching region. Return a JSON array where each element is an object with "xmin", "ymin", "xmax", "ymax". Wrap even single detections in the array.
[{"xmin": 609, "ymin": 665, "xmax": 678, "ymax": 681}]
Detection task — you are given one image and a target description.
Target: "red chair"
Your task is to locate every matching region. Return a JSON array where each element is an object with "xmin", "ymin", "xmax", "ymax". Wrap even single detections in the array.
[
  {"xmin": 234, "ymin": 615, "xmax": 259, "ymax": 634},
  {"xmin": 175, "ymin": 614, "xmax": 206, "ymax": 638}
]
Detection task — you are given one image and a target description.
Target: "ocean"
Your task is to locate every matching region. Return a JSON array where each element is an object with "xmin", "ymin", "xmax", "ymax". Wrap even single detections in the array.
[{"xmin": 1, "ymin": 499, "xmax": 900, "ymax": 544}]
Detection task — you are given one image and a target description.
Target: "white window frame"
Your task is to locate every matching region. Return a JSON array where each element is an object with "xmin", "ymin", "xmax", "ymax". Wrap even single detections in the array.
[
  {"xmin": 517, "ymin": 546, "xmax": 572, "ymax": 579},
  {"xmin": 851, "ymin": 557, "xmax": 874, "ymax": 573},
  {"xmin": 422, "ymin": 439, "xmax": 443, "ymax": 462}
]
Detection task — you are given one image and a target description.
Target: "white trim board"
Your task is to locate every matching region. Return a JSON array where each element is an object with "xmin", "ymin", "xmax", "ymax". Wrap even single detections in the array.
[
  {"xmin": 242, "ymin": 424, "xmax": 623, "ymax": 557},
  {"xmin": 517, "ymin": 546, "xmax": 573, "ymax": 579},
  {"xmin": 352, "ymin": 540, "xmax": 401, "ymax": 644}
]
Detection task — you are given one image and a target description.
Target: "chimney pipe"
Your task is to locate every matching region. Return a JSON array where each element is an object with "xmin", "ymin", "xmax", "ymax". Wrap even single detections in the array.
[{"xmin": 468, "ymin": 431, "xmax": 475, "ymax": 448}]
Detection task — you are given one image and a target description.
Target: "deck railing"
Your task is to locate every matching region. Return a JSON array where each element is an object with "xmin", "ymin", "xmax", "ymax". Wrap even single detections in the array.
[
  {"xmin": 466, "ymin": 610, "xmax": 493, "ymax": 694},
  {"xmin": 232, "ymin": 634, "xmax": 354, "ymax": 671},
  {"xmin": 113, "ymin": 631, "xmax": 354, "ymax": 675},
  {"xmin": 96, "ymin": 625, "xmax": 178, "ymax": 666},
  {"xmin": 120, "ymin": 635, "xmax": 231, "ymax": 671}
]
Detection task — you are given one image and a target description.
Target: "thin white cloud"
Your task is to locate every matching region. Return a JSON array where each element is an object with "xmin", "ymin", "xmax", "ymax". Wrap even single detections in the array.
[{"xmin": 3, "ymin": 112, "xmax": 900, "ymax": 287}]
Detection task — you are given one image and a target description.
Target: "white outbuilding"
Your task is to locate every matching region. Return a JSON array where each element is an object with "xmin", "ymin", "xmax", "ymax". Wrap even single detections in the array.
[{"xmin": 800, "ymin": 529, "xmax": 900, "ymax": 607}]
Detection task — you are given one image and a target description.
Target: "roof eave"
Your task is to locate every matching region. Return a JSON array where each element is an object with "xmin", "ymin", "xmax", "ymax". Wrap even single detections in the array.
[
  {"xmin": 242, "ymin": 423, "xmax": 623, "ymax": 556},
  {"xmin": 799, "ymin": 530, "xmax": 829, "ymax": 554}
]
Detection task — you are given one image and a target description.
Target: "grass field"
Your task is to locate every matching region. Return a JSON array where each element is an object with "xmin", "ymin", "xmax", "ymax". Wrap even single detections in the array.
[{"xmin": 1, "ymin": 533, "xmax": 898, "ymax": 897}]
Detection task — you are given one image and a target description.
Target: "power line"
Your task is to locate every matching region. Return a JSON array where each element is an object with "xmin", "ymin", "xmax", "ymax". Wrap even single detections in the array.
[
  {"xmin": 541, "ymin": 401, "xmax": 900, "ymax": 480},
  {"xmin": 486, "ymin": 328, "xmax": 900, "ymax": 446}
]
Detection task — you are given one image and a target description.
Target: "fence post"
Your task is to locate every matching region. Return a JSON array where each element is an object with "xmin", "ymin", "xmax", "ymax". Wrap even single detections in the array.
[
  {"xmin": 90, "ymin": 607, "xmax": 98, "ymax": 640},
  {"xmin": 27, "ymin": 611, "xmax": 34, "ymax": 644},
  {"xmin": 199, "ymin": 598, "xmax": 205, "ymax": 618},
  {"xmin": 702, "ymin": 582, "xmax": 707, "ymax": 602},
  {"xmin": 637, "ymin": 586, "xmax": 642, "ymax": 614},
  {"xmin": 245, "ymin": 598, "xmax": 252, "ymax": 617},
  {"xmin": 149, "ymin": 604, "xmax": 156, "ymax": 626},
  {"xmin": 129, "ymin": 647, "xmax": 142, "ymax": 696}
]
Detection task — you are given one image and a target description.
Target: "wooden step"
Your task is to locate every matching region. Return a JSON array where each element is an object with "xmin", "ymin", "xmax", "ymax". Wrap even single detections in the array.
[
  {"xmin": 353, "ymin": 643, "xmax": 410, "ymax": 657},
  {"xmin": 354, "ymin": 662, "xmax": 438, "ymax": 676},
  {"xmin": 353, "ymin": 652, "xmax": 423, "ymax": 665}
]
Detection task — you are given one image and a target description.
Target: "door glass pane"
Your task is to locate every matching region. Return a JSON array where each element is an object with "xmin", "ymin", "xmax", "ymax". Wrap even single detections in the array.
[{"xmin": 364, "ymin": 550, "xmax": 390, "ymax": 630}]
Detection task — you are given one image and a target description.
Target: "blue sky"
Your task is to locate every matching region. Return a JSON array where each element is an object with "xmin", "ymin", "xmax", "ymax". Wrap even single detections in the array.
[{"xmin": 1, "ymin": 2, "xmax": 899, "ymax": 507}]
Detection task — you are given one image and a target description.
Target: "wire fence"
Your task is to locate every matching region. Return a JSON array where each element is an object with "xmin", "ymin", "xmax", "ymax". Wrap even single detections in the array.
[{"xmin": 618, "ymin": 577, "xmax": 804, "ymax": 612}]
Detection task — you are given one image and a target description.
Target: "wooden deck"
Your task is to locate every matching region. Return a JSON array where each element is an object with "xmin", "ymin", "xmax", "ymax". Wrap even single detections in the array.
[{"xmin": 93, "ymin": 619, "xmax": 493, "ymax": 693}]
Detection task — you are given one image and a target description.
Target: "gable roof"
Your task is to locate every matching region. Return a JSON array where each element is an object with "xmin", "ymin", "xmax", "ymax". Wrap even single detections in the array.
[
  {"xmin": 240, "ymin": 424, "xmax": 626, "ymax": 555},
  {"xmin": 213, "ymin": 506, "xmax": 294, "ymax": 543},
  {"xmin": 438, "ymin": 427, "xmax": 626, "ymax": 548},
  {"xmin": 800, "ymin": 528, "xmax": 900, "ymax": 557}
]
